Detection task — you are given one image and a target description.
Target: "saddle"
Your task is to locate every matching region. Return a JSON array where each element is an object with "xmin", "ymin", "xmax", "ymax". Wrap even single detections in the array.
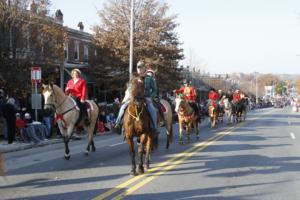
[
  {"xmin": 71, "ymin": 97, "xmax": 92, "ymax": 126},
  {"xmin": 153, "ymin": 99, "xmax": 166, "ymax": 118}
]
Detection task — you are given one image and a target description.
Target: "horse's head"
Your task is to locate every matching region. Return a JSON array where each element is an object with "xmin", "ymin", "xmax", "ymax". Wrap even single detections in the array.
[
  {"xmin": 130, "ymin": 75, "xmax": 145, "ymax": 102},
  {"xmin": 174, "ymin": 94, "xmax": 186, "ymax": 113},
  {"xmin": 223, "ymin": 98, "xmax": 230, "ymax": 109},
  {"xmin": 42, "ymin": 83, "xmax": 56, "ymax": 112}
]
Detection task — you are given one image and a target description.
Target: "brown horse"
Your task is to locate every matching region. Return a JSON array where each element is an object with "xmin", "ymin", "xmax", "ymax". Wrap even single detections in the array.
[
  {"xmin": 42, "ymin": 84, "xmax": 99, "ymax": 160},
  {"xmin": 174, "ymin": 95, "xmax": 199, "ymax": 144},
  {"xmin": 208, "ymin": 105, "xmax": 219, "ymax": 128},
  {"xmin": 123, "ymin": 76, "xmax": 156, "ymax": 176}
]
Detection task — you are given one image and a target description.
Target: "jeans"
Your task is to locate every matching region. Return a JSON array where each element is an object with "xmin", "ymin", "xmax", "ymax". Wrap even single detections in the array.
[
  {"xmin": 145, "ymin": 97, "xmax": 157, "ymax": 129},
  {"xmin": 42, "ymin": 117, "xmax": 52, "ymax": 138},
  {"xmin": 115, "ymin": 101, "xmax": 130, "ymax": 125}
]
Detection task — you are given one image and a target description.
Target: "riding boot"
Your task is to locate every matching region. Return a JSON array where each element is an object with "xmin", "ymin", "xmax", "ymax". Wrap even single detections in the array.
[{"xmin": 80, "ymin": 102, "xmax": 90, "ymax": 126}]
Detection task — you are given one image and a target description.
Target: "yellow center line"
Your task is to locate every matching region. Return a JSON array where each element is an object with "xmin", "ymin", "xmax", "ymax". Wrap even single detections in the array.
[
  {"xmin": 94, "ymin": 115, "xmax": 260, "ymax": 200},
  {"xmin": 112, "ymin": 129, "xmax": 234, "ymax": 200}
]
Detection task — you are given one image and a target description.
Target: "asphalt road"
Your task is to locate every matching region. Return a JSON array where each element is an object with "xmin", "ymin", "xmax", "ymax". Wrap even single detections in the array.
[{"xmin": 1, "ymin": 107, "xmax": 300, "ymax": 200}]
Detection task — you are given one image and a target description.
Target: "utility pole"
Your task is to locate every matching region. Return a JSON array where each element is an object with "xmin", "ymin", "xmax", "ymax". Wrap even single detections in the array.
[{"xmin": 129, "ymin": 0, "xmax": 134, "ymax": 80}]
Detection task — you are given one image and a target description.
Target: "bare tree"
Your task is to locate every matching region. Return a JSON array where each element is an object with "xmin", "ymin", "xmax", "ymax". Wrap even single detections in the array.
[{"xmin": 92, "ymin": 0, "xmax": 184, "ymax": 94}]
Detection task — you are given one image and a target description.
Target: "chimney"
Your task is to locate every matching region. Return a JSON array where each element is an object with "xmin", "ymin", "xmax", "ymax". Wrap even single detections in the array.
[
  {"xmin": 78, "ymin": 22, "xmax": 84, "ymax": 31},
  {"xmin": 55, "ymin": 9, "xmax": 63, "ymax": 25}
]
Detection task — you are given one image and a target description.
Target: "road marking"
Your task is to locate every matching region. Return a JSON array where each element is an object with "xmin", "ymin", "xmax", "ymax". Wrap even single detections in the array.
[
  {"xmin": 94, "ymin": 114, "xmax": 260, "ymax": 200},
  {"xmin": 93, "ymin": 127, "xmax": 236, "ymax": 200},
  {"xmin": 109, "ymin": 142, "xmax": 126, "ymax": 147},
  {"xmin": 290, "ymin": 133, "xmax": 296, "ymax": 139},
  {"xmin": 112, "ymin": 131, "xmax": 232, "ymax": 200}
]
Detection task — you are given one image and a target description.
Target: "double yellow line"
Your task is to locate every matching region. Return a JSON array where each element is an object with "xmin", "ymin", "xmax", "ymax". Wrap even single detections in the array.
[{"xmin": 93, "ymin": 125, "xmax": 238, "ymax": 200}]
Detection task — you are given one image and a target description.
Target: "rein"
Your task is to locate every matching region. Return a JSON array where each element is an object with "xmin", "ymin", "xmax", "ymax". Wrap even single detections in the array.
[{"xmin": 128, "ymin": 104, "xmax": 144, "ymax": 121}]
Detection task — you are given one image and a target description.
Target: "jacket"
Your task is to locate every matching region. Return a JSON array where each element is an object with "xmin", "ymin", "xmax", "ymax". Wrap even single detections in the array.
[{"xmin": 65, "ymin": 78, "xmax": 87, "ymax": 101}]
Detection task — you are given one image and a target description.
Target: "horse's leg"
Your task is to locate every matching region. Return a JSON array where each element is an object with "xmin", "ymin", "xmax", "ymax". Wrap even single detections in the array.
[
  {"xmin": 186, "ymin": 126, "xmax": 190, "ymax": 143},
  {"xmin": 84, "ymin": 125, "xmax": 95, "ymax": 155},
  {"xmin": 137, "ymin": 134, "xmax": 145, "ymax": 174},
  {"xmin": 145, "ymin": 134, "xmax": 152, "ymax": 169},
  {"xmin": 179, "ymin": 122, "xmax": 183, "ymax": 144},
  {"xmin": 195, "ymin": 120, "xmax": 199, "ymax": 140},
  {"xmin": 165, "ymin": 119, "xmax": 173, "ymax": 149},
  {"xmin": 64, "ymin": 135, "xmax": 71, "ymax": 160},
  {"xmin": 126, "ymin": 137, "xmax": 137, "ymax": 176}
]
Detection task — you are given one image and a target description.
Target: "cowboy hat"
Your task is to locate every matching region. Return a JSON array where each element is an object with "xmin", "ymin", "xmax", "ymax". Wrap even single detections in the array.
[{"xmin": 71, "ymin": 68, "xmax": 81, "ymax": 75}]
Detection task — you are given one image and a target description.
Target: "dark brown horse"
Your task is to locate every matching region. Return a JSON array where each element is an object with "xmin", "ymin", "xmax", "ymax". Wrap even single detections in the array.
[{"xmin": 123, "ymin": 75, "xmax": 156, "ymax": 176}]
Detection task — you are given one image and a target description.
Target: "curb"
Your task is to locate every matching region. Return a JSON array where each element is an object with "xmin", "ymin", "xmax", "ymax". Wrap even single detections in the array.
[{"xmin": 0, "ymin": 131, "xmax": 112, "ymax": 154}]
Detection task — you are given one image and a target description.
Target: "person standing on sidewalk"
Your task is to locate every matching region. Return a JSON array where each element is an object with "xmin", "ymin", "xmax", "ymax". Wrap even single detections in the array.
[{"xmin": 2, "ymin": 98, "xmax": 16, "ymax": 144}]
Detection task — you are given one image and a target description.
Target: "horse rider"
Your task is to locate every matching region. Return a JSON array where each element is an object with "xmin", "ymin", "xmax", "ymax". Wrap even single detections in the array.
[
  {"xmin": 114, "ymin": 61, "xmax": 146, "ymax": 131},
  {"xmin": 144, "ymin": 63, "xmax": 160, "ymax": 135},
  {"xmin": 208, "ymin": 88, "xmax": 219, "ymax": 109},
  {"xmin": 232, "ymin": 89, "xmax": 241, "ymax": 111},
  {"xmin": 173, "ymin": 79, "xmax": 199, "ymax": 115},
  {"xmin": 114, "ymin": 61, "xmax": 160, "ymax": 135},
  {"xmin": 65, "ymin": 68, "xmax": 89, "ymax": 125}
]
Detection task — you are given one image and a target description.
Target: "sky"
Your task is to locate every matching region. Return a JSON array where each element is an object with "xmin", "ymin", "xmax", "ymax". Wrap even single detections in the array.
[{"xmin": 50, "ymin": 0, "xmax": 300, "ymax": 74}]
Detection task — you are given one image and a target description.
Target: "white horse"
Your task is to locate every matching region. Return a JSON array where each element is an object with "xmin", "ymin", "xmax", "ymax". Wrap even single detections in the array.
[
  {"xmin": 223, "ymin": 98, "xmax": 234, "ymax": 125},
  {"xmin": 42, "ymin": 84, "xmax": 99, "ymax": 160}
]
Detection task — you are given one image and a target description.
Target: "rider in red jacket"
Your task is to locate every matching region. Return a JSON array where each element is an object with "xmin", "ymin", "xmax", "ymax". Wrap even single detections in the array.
[
  {"xmin": 232, "ymin": 89, "xmax": 241, "ymax": 104},
  {"xmin": 65, "ymin": 68, "xmax": 89, "ymax": 125},
  {"xmin": 208, "ymin": 88, "xmax": 219, "ymax": 108},
  {"xmin": 174, "ymin": 79, "xmax": 197, "ymax": 103}
]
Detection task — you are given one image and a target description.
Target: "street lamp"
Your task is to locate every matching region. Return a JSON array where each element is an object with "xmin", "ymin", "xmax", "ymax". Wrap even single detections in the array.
[
  {"xmin": 129, "ymin": 0, "xmax": 134, "ymax": 80},
  {"xmin": 255, "ymin": 72, "xmax": 259, "ymax": 105}
]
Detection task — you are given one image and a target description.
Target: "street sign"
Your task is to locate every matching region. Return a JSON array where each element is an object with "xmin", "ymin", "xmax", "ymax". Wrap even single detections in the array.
[{"xmin": 31, "ymin": 67, "xmax": 41, "ymax": 83}]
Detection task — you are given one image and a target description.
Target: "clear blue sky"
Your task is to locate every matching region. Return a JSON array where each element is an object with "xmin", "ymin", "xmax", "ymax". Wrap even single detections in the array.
[{"xmin": 50, "ymin": 0, "xmax": 300, "ymax": 74}]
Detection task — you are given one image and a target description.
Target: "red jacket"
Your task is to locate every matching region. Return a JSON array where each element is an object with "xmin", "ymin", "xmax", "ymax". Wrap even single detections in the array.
[
  {"xmin": 175, "ymin": 86, "xmax": 196, "ymax": 102},
  {"xmin": 65, "ymin": 78, "xmax": 87, "ymax": 101},
  {"xmin": 232, "ymin": 93, "xmax": 241, "ymax": 103},
  {"xmin": 208, "ymin": 91, "xmax": 219, "ymax": 101}
]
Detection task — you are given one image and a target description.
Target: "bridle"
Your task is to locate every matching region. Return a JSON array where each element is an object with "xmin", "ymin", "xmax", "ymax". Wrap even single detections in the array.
[{"xmin": 44, "ymin": 89, "xmax": 68, "ymax": 110}]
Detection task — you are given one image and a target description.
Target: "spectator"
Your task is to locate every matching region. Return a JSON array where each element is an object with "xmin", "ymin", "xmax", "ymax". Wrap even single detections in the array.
[
  {"xmin": 2, "ymin": 98, "xmax": 16, "ymax": 144},
  {"xmin": 99, "ymin": 111, "xmax": 110, "ymax": 131},
  {"xmin": 42, "ymin": 109, "xmax": 52, "ymax": 138},
  {"xmin": 15, "ymin": 113, "xmax": 26, "ymax": 139}
]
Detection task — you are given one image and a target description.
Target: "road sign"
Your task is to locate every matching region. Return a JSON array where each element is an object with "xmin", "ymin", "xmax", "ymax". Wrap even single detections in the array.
[{"xmin": 31, "ymin": 67, "xmax": 41, "ymax": 83}]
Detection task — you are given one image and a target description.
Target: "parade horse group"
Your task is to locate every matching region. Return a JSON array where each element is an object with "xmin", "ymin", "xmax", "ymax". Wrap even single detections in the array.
[
  {"xmin": 223, "ymin": 97, "xmax": 248, "ymax": 124},
  {"xmin": 8, "ymin": 80, "xmax": 243, "ymax": 178}
]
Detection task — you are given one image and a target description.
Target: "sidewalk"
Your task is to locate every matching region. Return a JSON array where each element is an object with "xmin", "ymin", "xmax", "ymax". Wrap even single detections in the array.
[{"xmin": 0, "ymin": 131, "xmax": 112, "ymax": 153}]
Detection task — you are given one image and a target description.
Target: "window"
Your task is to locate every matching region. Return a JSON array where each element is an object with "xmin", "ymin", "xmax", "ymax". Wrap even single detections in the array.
[
  {"xmin": 64, "ymin": 43, "xmax": 68, "ymax": 60},
  {"xmin": 84, "ymin": 45, "xmax": 88, "ymax": 62},
  {"xmin": 74, "ymin": 41, "xmax": 79, "ymax": 61}
]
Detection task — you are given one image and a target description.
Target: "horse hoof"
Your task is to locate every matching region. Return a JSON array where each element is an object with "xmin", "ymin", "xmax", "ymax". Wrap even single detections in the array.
[
  {"xmin": 84, "ymin": 150, "xmax": 89, "ymax": 156},
  {"xmin": 92, "ymin": 146, "xmax": 96, "ymax": 152},
  {"xmin": 64, "ymin": 154, "xmax": 70, "ymax": 160},
  {"xmin": 179, "ymin": 140, "xmax": 183, "ymax": 145},
  {"xmin": 138, "ymin": 167, "xmax": 144, "ymax": 174},
  {"xmin": 130, "ymin": 170, "xmax": 137, "ymax": 176}
]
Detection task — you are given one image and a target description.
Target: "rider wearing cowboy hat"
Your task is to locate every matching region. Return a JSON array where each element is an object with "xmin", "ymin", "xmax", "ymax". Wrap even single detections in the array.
[
  {"xmin": 114, "ymin": 61, "xmax": 147, "ymax": 132},
  {"xmin": 65, "ymin": 68, "xmax": 89, "ymax": 125},
  {"xmin": 144, "ymin": 63, "xmax": 160, "ymax": 135}
]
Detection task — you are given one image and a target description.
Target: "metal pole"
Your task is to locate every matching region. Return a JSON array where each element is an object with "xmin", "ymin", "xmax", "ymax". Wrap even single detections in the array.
[
  {"xmin": 255, "ymin": 74, "xmax": 258, "ymax": 105},
  {"xmin": 60, "ymin": 64, "xmax": 64, "ymax": 89},
  {"xmin": 34, "ymin": 83, "xmax": 38, "ymax": 121},
  {"xmin": 129, "ymin": 0, "xmax": 134, "ymax": 80}
]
